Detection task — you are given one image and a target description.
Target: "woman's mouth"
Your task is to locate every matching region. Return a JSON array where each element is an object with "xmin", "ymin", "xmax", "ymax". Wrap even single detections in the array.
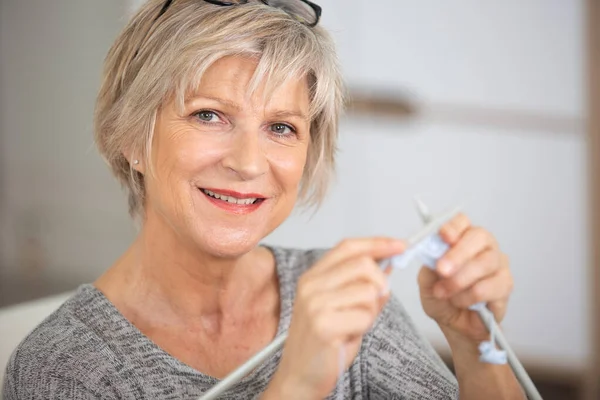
[
  {"xmin": 199, "ymin": 188, "xmax": 266, "ymax": 214},
  {"xmin": 201, "ymin": 188, "xmax": 260, "ymax": 204}
]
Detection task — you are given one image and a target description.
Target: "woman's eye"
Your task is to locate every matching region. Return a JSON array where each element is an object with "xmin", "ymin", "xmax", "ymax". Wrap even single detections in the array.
[
  {"xmin": 270, "ymin": 123, "xmax": 294, "ymax": 136},
  {"xmin": 194, "ymin": 111, "xmax": 219, "ymax": 122}
]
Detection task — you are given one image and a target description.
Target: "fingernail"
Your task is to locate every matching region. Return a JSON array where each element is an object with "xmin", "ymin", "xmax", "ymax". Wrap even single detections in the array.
[
  {"xmin": 434, "ymin": 286, "xmax": 447, "ymax": 299},
  {"xmin": 437, "ymin": 260, "xmax": 453, "ymax": 275}
]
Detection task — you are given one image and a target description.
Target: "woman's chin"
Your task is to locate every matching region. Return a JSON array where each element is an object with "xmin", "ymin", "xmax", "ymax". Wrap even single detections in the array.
[{"xmin": 194, "ymin": 230, "xmax": 261, "ymax": 259}]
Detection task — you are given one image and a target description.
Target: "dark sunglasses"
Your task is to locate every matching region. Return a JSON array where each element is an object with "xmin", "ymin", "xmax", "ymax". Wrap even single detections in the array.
[{"xmin": 156, "ymin": 0, "xmax": 322, "ymax": 27}]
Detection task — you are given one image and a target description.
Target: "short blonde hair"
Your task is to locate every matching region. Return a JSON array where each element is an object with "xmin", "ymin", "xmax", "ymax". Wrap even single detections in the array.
[{"xmin": 94, "ymin": 0, "xmax": 345, "ymax": 218}]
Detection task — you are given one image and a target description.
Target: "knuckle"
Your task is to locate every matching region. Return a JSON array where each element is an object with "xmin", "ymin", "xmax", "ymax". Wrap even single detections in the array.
[
  {"xmin": 311, "ymin": 315, "xmax": 331, "ymax": 341},
  {"xmin": 444, "ymin": 253, "xmax": 458, "ymax": 267},
  {"xmin": 357, "ymin": 255, "xmax": 372, "ymax": 267},
  {"xmin": 451, "ymin": 213, "xmax": 469, "ymax": 231},
  {"xmin": 484, "ymin": 249, "xmax": 498, "ymax": 261},
  {"xmin": 480, "ymin": 251, "xmax": 496, "ymax": 269},
  {"xmin": 310, "ymin": 312, "xmax": 322, "ymax": 329},
  {"xmin": 355, "ymin": 256, "xmax": 376, "ymax": 275},
  {"xmin": 477, "ymin": 226, "xmax": 497, "ymax": 246},
  {"xmin": 446, "ymin": 277, "xmax": 463, "ymax": 293},
  {"xmin": 461, "ymin": 213, "xmax": 472, "ymax": 226},
  {"xmin": 296, "ymin": 281, "xmax": 313, "ymax": 303},
  {"xmin": 367, "ymin": 287, "xmax": 379, "ymax": 307},
  {"xmin": 471, "ymin": 225, "xmax": 487, "ymax": 238},
  {"xmin": 470, "ymin": 284, "xmax": 487, "ymax": 303},
  {"xmin": 456, "ymin": 212, "xmax": 468, "ymax": 223},
  {"xmin": 305, "ymin": 298, "xmax": 321, "ymax": 317},
  {"xmin": 440, "ymin": 223, "xmax": 454, "ymax": 236},
  {"xmin": 297, "ymin": 274, "xmax": 308, "ymax": 288},
  {"xmin": 338, "ymin": 238, "xmax": 354, "ymax": 250}
]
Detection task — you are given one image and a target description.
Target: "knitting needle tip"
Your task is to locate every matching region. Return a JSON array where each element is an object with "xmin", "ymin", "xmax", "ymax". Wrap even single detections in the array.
[{"xmin": 414, "ymin": 196, "xmax": 433, "ymax": 224}]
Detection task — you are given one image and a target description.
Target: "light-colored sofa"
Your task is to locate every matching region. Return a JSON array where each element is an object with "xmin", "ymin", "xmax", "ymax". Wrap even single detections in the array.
[{"xmin": 0, "ymin": 292, "xmax": 74, "ymax": 392}]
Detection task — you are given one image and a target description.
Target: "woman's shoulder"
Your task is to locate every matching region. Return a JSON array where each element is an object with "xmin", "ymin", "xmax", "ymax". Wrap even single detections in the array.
[
  {"xmin": 265, "ymin": 244, "xmax": 329, "ymax": 280},
  {"xmin": 3, "ymin": 285, "xmax": 120, "ymax": 398},
  {"xmin": 264, "ymin": 245, "xmax": 329, "ymax": 304},
  {"xmin": 267, "ymin": 245, "xmax": 329, "ymax": 272}
]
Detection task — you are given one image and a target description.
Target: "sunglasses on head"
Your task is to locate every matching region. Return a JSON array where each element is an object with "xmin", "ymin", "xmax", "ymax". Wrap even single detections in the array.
[{"xmin": 156, "ymin": 0, "xmax": 322, "ymax": 27}]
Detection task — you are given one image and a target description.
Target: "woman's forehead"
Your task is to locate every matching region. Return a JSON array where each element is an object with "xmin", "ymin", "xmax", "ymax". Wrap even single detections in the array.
[{"xmin": 184, "ymin": 56, "xmax": 311, "ymax": 114}]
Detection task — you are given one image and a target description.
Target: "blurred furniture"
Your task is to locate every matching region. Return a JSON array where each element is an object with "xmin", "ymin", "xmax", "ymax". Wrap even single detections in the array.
[{"xmin": 0, "ymin": 291, "xmax": 74, "ymax": 390}]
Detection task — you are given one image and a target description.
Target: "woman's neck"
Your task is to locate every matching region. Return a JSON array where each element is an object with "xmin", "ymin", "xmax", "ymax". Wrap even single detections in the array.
[{"xmin": 94, "ymin": 214, "xmax": 279, "ymax": 332}]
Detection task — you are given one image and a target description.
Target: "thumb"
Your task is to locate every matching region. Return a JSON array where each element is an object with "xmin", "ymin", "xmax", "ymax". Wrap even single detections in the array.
[{"xmin": 417, "ymin": 266, "xmax": 440, "ymax": 294}]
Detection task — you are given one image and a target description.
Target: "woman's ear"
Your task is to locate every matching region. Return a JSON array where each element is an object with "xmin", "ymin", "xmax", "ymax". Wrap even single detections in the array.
[{"xmin": 123, "ymin": 151, "xmax": 145, "ymax": 174}]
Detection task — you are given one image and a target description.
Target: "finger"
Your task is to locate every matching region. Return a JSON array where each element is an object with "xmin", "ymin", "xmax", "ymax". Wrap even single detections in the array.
[
  {"xmin": 382, "ymin": 262, "xmax": 393, "ymax": 276},
  {"xmin": 417, "ymin": 265, "xmax": 441, "ymax": 293},
  {"xmin": 317, "ymin": 237, "xmax": 406, "ymax": 272},
  {"xmin": 316, "ymin": 256, "xmax": 389, "ymax": 294},
  {"xmin": 488, "ymin": 298, "xmax": 510, "ymax": 323},
  {"xmin": 311, "ymin": 308, "xmax": 379, "ymax": 343},
  {"xmin": 433, "ymin": 250, "xmax": 500, "ymax": 299},
  {"xmin": 436, "ymin": 227, "xmax": 495, "ymax": 277},
  {"xmin": 449, "ymin": 267, "xmax": 514, "ymax": 309},
  {"xmin": 312, "ymin": 282, "xmax": 381, "ymax": 317},
  {"xmin": 439, "ymin": 212, "xmax": 471, "ymax": 245}
]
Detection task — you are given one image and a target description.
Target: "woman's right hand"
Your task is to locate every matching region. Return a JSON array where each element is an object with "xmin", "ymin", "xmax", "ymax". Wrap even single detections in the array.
[{"xmin": 263, "ymin": 238, "xmax": 405, "ymax": 400}]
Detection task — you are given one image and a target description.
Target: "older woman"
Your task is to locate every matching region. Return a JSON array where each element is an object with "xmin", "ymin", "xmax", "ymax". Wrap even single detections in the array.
[{"xmin": 3, "ymin": 0, "xmax": 523, "ymax": 399}]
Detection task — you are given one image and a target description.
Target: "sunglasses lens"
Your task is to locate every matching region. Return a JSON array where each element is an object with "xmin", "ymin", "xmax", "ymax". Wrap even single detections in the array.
[{"xmin": 267, "ymin": 0, "xmax": 318, "ymax": 25}]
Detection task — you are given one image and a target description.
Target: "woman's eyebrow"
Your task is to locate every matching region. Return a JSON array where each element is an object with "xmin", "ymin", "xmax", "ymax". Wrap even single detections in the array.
[
  {"xmin": 186, "ymin": 95, "xmax": 244, "ymax": 112},
  {"xmin": 269, "ymin": 110, "xmax": 309, "ymax": 123}
]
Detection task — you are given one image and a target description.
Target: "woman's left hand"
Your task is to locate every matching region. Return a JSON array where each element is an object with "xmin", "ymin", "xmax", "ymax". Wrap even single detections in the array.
[{"xmin": 418, "ymin": 213, "xmax": 513, "ymax": 342}]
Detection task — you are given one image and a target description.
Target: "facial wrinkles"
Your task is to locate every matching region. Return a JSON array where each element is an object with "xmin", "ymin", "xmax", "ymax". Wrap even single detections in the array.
[{"xmin": 160, "ymin": 58, "xmax": 308, "ymax": 214}]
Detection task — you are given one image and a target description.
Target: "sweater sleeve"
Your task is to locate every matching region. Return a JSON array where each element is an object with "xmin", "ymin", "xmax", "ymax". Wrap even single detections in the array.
[
  {"xmin": 3, "ymin": 370, "xmax": 102, "ymax": 400},
  {"xmin": 362, "ymin": 295, "xmax": 459, "ymax": 400},
  {"xmin": 3, "ymin": 348, "xmax": 106, "ymax": 400}
]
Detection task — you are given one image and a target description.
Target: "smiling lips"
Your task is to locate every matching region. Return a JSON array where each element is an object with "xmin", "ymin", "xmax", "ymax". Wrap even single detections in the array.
[{"xmin": 199, "ymin": 188, "xmax": 266, "ymax": 214}]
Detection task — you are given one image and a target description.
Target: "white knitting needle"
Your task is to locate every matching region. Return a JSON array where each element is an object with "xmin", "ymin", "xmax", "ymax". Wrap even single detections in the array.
[
  {"xmin": 413, "ymin": 198, "xmax": 543, "ymax": 400},
  {"xmin": 197, "ymin": 206, "xmax": 462, "ymax": 400}
]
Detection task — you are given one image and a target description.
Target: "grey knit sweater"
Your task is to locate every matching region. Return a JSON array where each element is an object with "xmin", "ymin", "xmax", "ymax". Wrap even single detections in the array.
[{"xmin": 3, "ymin": 247, "xmax": 459, "ymax": 399}]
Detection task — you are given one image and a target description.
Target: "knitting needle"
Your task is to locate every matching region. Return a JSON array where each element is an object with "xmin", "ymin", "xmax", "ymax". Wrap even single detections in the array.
[
  {"xmin": 413, "ymin": 198, "xmax": 543, "ymax": 400},
  {"xmin": 198, "ymin": 333, "xmax": 288, "ymax": 400},
  {"xmin": 197, "ymin": 206, "xmax": 462, "ymax": 400}
]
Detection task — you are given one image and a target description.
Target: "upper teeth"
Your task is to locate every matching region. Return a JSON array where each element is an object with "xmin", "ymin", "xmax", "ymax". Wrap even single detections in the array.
[{"xmin": 202, "ymin": 189, "xmax": 258, "ymax": 205}]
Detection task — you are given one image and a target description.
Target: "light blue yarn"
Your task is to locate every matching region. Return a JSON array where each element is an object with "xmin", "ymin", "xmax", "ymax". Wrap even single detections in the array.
[
  {"xmin": 385, "ymin": 234, "xmax": 507, "ymax": 365},
  {"xmin": 468, "ymin": 302, "xmax": 507, "ymax": 365}
]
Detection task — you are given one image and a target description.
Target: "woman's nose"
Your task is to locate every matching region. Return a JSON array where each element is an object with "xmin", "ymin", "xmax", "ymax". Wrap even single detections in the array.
[{"xmin": 221, "ymin": 129, "xmax": 269, "ymax": 181}]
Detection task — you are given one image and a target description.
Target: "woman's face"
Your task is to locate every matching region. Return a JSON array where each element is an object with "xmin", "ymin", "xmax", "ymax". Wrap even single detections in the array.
[{"xmin": 141, "ymin": 56, "xmax": 311, "ymax": 257}]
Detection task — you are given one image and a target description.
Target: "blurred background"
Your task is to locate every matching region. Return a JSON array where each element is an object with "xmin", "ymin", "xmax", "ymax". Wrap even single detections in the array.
[{"xmin": 0, "ymin": 1, "xmax": 597, "ymax": 399}]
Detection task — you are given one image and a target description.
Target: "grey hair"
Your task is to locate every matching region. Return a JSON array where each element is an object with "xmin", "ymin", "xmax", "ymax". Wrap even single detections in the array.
[{"xmin": 94, "ymin": 0, "xmax": 345, "ymax": 218}]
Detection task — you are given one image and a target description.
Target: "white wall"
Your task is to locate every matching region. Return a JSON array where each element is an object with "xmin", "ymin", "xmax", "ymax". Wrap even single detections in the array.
[
  {"xmin": 0, "ymin": 0, "xmax": 588, "ymax": 373},
  {"xmin": 0, "ymin": 0, "xmax": 136, "ymax": 282}
]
